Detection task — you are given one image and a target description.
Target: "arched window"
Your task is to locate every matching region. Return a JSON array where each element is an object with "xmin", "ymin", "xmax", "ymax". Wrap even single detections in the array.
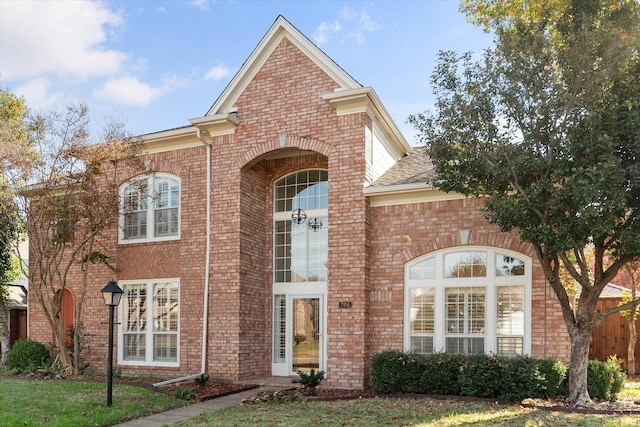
[
  {"xmin": 405, "ymin": 248, "xmax": 531, "ymax": 357},
  {"xmin": 273, "ymin": 170, "xmax": 328, "ymax": 283},
  {"xmin": 119, "ymin": 174, "xmax": 180, "ymax": 243}
]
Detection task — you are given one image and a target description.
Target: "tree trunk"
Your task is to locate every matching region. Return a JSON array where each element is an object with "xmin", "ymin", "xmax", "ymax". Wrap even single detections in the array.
[
  {"xmin": 0, "ymin": 304, "xmax": 10, "ymax": 366},
  {"xmin": 629, "ymin": 319, "xmax": 637, "ymax": 376},
  {"xmin": 53, "ymin": 318, "xmax": 72, "ymax": 373},
  {"xmin": 568, "ymin": 327, "xmax": 592, "ymax": 406}
]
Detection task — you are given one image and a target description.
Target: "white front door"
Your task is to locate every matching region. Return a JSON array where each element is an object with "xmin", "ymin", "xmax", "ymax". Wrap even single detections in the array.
[{"xmin": 272, "ymin": 294, "xmax": 325, "ymax": 376}]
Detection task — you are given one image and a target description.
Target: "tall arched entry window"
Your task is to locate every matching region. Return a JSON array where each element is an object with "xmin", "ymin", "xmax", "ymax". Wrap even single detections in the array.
[
  {"xmin": 405, "ymin": 247, "xmax": 532, "ymax": 357},
  {"xmin": 272, "ymin": 170, "xmax": 328, "ymax": 376}
]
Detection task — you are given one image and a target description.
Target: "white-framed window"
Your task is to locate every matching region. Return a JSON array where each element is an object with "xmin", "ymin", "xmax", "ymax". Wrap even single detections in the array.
[
  {"xmin": 405, "ymin": 247, "xmax": 531, "ymax": 357},
  {"xmin": 119, "ymin": 174, "xmax": 180, "ymax": 243},
  {"xmin": 118, "ymin": 279, "xmax": 180, "ymax": 367},
  {"xmin": 273, "ymin": 170, "xmax": 329, "ymax": 283}
]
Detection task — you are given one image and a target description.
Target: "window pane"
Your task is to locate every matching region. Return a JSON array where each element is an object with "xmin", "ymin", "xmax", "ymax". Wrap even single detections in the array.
[
  {"xmin": 445, "ymin": 287, "xmax": 485, "ymax": 335},
  {"xmin": 154, "ymin": 207, "xmax": 179, "ymax": 237},
  {"xmin": 497, "ymin": 286, "xmax": 524, "ymax": 335},
  {"xmin": 409, "ymin": 257, "xmax": 436, "ymax": 280},
  {"xmin": 153, "ymin": 282, "xmax": 178, "ymax": 332},
  {"xmin": 122, "ymin": 180, "xmax": 148, "ymax": 240},
  {"xmin": 411, "ymin": 336, "xmax": 434, "ymax": 355},
  {"xmin": 274, "ymin": 170, "xmax": 328, "ymax": 213},
  {"xmin": 123, "ymin": 285, "xmax": 147, "ymax": 332},
  {"xmin": 497, "ymin": 337, "xmax": 523, "ymax": 357},
  {"xmin": 152, "ymin": 282, "xmax": 178, "ymax": 362},
  {"xmin": 496, "ymin": 254, "xmax": 525, "ymax": 276},
  {"xmin": 124, "ymin": 334, "xmax": 145, "ymax": 360},
  {"xmin": 153, "ymin": 334, "xmax": 177, "ymax": 361},
  {"xmin": 307, "ymin": 216, "xmax": 328, "ymax": 282},
  {"xmin": 124, "ymin": 211, "xmax": 147, "ymax": 240},
  {"xmin": 153, "ymin": 177, "xmax": 179, "ymax": 238},
  {"xmin": 446, "ymin": 337, "xmax": 484, "ymax": 355},
  {"xmin": 444, "ymin": 252, "xmax": 487, "ymax": 278},
  {"xmin": 273, "ymin": 295, "xmax": 286, "ymax": 363},
  {"xmin": 410, "ymin": 288, "xmax": 434, "ymax": 334}
]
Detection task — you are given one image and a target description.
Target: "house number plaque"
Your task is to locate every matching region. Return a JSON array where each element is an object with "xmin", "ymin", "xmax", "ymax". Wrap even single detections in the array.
[{"xmin": 338, "ymin": 301, "xmax": 352, "ymax": 309}]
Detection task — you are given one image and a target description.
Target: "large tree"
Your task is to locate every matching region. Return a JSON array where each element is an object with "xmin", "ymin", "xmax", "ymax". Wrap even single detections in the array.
[
  {"xmin": 3, "ymin": 91, "xmax": 145, "ymax": 374},
  {"xmin": 409, "ymin": 0, "xmax": 640, "ymax": 405},
  {"xmin": 0, "ymin": 89, "xmax": 35, "ymax": 365}
]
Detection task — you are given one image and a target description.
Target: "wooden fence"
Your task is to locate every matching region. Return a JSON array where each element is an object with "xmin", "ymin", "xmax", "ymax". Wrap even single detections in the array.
[{"xmin": 589, "ymin": 298, "xmax": 640, "ymax": 373}]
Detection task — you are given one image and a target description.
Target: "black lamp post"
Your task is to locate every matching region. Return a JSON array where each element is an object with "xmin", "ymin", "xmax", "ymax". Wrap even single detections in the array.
[{"xmin": 100, "ymin": 280, "xmax": 123, "ymax": 407}]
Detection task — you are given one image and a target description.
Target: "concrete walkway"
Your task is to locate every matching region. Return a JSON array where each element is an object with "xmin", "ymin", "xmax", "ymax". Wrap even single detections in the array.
[{"xmin": 113, "ymin": 386, "xmax": 281, "ymax": 427}]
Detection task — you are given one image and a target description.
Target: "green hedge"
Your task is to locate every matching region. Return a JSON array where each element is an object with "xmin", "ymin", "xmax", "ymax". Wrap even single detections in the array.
[{"xmin": 370, "ymin": 351, "xmax": 619, "ymax": 402}]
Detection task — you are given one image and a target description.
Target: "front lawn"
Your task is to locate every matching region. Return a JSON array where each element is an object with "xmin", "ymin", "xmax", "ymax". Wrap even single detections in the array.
[
  {"xmin": 0, "ymin": 376, "xmax": 639, "ymax": 426},
  {"xmin": 175, "ymin": 397, "xmax": 639, "ymax": 427},
  {"xmin": 0, "ymin": 377, "xmax": 184, "ymax": 427}
]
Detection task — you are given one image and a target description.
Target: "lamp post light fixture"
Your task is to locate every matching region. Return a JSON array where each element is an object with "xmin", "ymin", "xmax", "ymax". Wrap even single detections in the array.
[{"xmin": 100, "ymin": 280, "xmax": 123, "ymax": 407}]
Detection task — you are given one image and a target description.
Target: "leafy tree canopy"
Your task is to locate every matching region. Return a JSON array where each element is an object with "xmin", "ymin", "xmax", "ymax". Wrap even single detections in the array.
[
  {"xmin": 409, "ymin": 0, "xmax": 640, "ymax": 405},
  {"xmin": 411, "ymin": 0, "xmax": 640, "ymax": 274}
]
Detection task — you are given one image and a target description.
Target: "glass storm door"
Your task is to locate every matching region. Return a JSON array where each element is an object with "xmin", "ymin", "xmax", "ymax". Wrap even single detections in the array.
[
  {"xmin": 272, "ymin": 294, "xmax": 325, "ymax": 376},
  {"xmin": 292, "ymin": 297, "xmax": 321, "ymax": 373}
]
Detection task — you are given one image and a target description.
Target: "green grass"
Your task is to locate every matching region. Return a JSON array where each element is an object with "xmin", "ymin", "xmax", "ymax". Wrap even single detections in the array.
[
  {"xmin": 174, "ymin": 397, "xmax": 639, "ymax": 427},
  {"xmin": 0, "ymin": 377, "xmax": 184, "ymax": 427},
  {"xmin": 620, "ymin": 375, "xmax": 640, "ymax": 401},
  {"xmin": 1, "ymin": 376, "xmax": 639, "ymax": 427}
]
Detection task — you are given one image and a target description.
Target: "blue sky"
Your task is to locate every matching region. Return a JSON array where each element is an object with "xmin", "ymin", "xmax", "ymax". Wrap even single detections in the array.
[{"xmin": 0, "ymin": 0, "xmax": 493, "ymax": 145}]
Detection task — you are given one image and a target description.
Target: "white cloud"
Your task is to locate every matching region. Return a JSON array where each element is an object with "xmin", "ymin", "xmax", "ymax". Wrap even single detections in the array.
[
  {"xmin": 313, "ymin": 8, "xmax": 380, "ymax": 46},
  {"xmin": 189, "ymin": 0, "xmax": 211, "ymax": 11},
  {"xmin": 341, "ymin": 8, "xmax": 380, "ymax": 33},
  {"xmin": 313, "ymin": 20, "xmax": 341, "ymax": 45},
  {"xmin": 14, "ymin": 78, "xmax": 64, "ymax": 110},
  {"xmin": 338, "ymin": 7, "xmax": 381, "ymax": 45},
  {"xmin": 93, "ymin": 74, "xmax": 190, "ymax": 106},
  {"xmin": 0, "ymin": 0, "xmax": 126, "ymax": 81},
  {"xmin": 205, "ymin": 64, "xmax": 233, "ymax": 81},
  {"xmin": 93, "ymin": 77, "xmax": 162, "ymax": 106}
]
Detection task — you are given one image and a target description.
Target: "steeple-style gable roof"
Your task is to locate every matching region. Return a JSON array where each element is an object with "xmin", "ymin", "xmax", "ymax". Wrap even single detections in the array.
[
  {"xmin": 205, "ymin": 15, "xmax": 362, "ymax": 117},
  {"xmin": 189, "ymin": 15, "xmax": 411, "ymax": 154}
]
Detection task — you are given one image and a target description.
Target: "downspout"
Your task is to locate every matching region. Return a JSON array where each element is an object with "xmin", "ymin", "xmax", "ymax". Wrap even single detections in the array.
[{"xmin": 154, "ymin": 129, "xmax": 212, "ymax": 387}]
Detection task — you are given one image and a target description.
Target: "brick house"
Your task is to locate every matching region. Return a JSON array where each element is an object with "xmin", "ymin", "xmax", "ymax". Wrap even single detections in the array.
[{"xmin": 28, "ymin": 16, "xmax": 569, "ymax": 389}]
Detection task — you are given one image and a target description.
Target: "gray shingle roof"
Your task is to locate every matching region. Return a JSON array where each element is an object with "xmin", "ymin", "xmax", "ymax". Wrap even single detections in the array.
[{"xmin": 370, "ymin": 149, "xmax": 436, "ymax": 187}]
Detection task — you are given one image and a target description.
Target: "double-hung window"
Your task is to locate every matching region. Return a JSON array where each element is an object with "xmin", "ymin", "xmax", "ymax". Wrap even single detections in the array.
[
  {"xmin": 118, "ymin": 279, "xmax": 179, "ymax": 366},
  {"xmin": 120, "ymin": 174, "xmax": 180, "ymax": 243},
  {"xmin": 405, "ymin": 248, "xmax": 530, "ymax": 357}
]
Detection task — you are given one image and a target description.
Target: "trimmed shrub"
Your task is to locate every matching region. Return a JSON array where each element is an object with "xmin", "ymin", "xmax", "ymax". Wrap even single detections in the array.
[
  {"xmin": 418, "ymin": 353, "xmax": 464, "ymax": 395},
  {"xmin": 535, "ymin": 358, "xmax": 567, "ymax": 399},
  {"xmin": 370, "ymin": 350, "xmax": 426, "ymax": 394},
  {"xmin": 457, "ymin": 353, "xmax": 506, "ymax": 398},
  {"xmin": 587, "ymin": 356, "xmax": 626, "ymax": 402},
  {"xmin": 498, "ymin": 356, "xmax": 540, "ymax": 401},
  {"xmin": 6, "ymin": 339, "xmax": 50, "ymax": 374}
]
